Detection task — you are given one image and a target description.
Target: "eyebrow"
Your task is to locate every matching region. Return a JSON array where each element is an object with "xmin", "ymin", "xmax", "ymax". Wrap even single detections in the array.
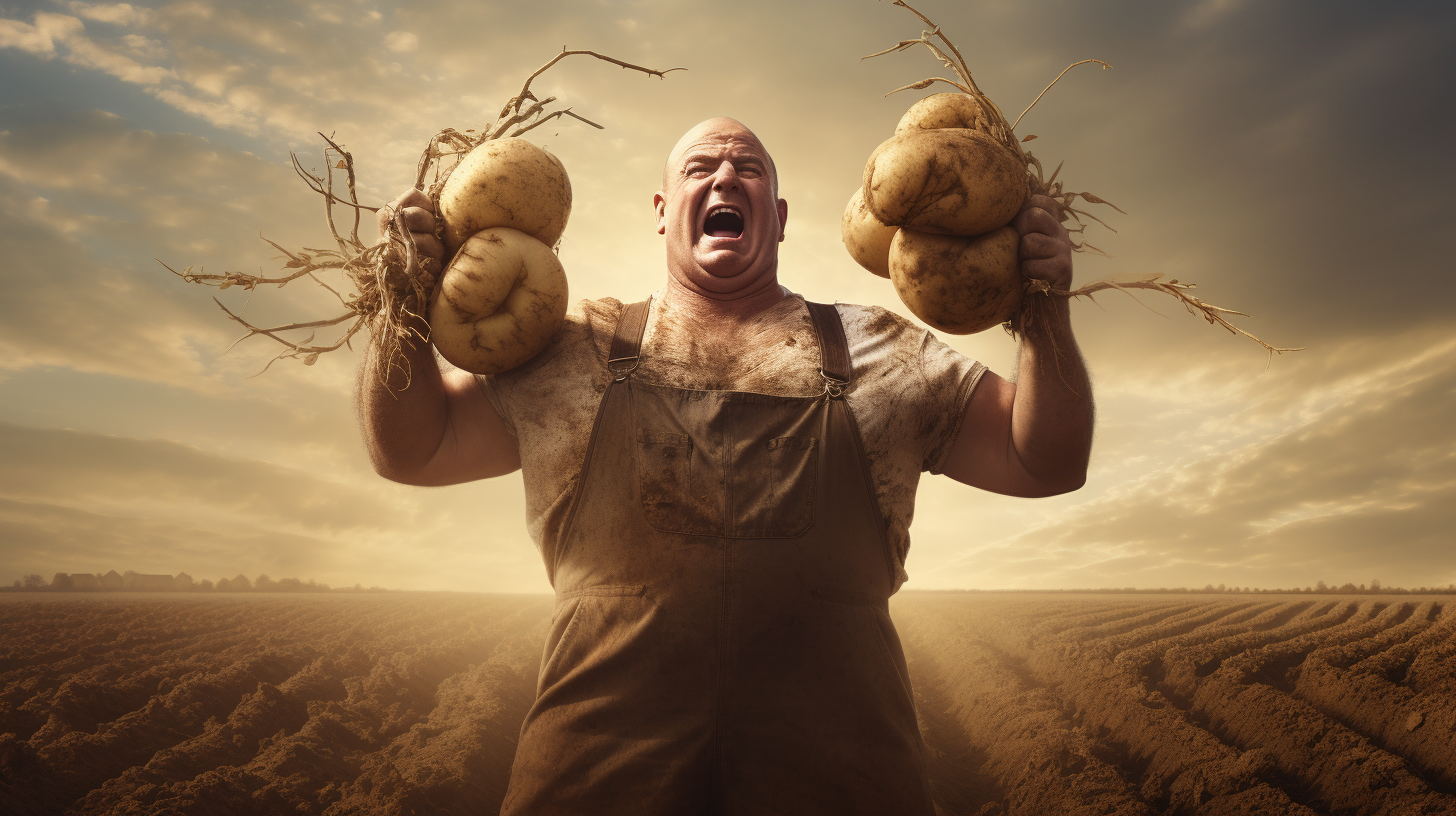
[{"xmin": 680, "ymin": 151, "xmax": 767, "ymax": 169}]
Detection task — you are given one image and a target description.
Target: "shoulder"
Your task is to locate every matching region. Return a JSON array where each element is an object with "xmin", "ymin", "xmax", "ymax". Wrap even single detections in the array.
[
  {"xmin": 834, "ymin": 302, "xmax": 921, "ymax": 341},
  {"xmin": 830, "ymin": 302, "xmax": 940, "ymax": 368}
]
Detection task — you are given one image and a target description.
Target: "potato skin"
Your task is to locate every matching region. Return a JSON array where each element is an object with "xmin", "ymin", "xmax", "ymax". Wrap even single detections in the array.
[
  {"xmin": 428, "ymin": 227, "xmax": 569, "ymax": 375},
  {"xmin": 895, "ymin": 93, "xmax": 985, "ymax": 134},
  {"xmin": 841, "ymin": 187, "xmax": 898, "ymax": 278},
  {"xmin": 889, "ymin": 226, "xmax": 1022, "ymax": 334},
  {"xmin": 864, "ymin": 128, "xmax": 1026, "ymax": 236},
  {"xmin": 438, "ymin": 138, "xmax": 572, "ymax": 254}
]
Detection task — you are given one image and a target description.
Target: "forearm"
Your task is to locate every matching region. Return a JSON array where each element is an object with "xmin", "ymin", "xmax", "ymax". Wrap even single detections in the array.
[
  {"xmin": 356, "ymin": 315, "xmax": 451, "ymax": 483},
  {"xmin": 1009, "ymin": 297, "xmax": 1093, "ymax": 490}
]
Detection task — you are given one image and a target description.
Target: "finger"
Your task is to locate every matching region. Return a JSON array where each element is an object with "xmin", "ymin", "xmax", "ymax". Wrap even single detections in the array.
[
  {"xmin": 399, "ymin": 206, "xmax": 436, "ymax": 233},
  {"xmin": 1018, "ymin": 193, "xmax": 1060, "ymax": 214},
  {"xmin": 393, "ymin": 187, "xmax": 434, "ymax": 213},
  {"xmin": 1014, "ymin": 206, "xmax": 1063, "ymax": 239},
  {"xmin": 410, "ymin": 232, "xmax": 444, "ymax": 262},
  {"xmin": 1020, "ymin": 232, "xmax": 1066, "ymax": 261}
]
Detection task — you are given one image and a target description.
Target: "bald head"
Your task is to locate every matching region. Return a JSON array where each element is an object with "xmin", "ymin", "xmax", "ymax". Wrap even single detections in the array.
[{"xmin": 662, "ymin": 117, "xmax": 778, "ymax": 197}]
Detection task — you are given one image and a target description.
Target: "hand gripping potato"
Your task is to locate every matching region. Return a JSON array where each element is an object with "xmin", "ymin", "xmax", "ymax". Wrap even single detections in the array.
[
  {"xmin": 168, "ymin": 49, "xmax": 682, "ymax": 386},
  {"xmin": 846, "ymin": 2, "xmax": 1296, "ymax": 354},
  {"xmin": 862, "ymin": 128, "xmax": 1027, "ymax": 237},
  {"xmin": 841, "ymin": 187, "xmax": 899, "ymax": 278},
  {"xmin": 429, "ymin": 228, "xmax": 569, "ymax": 375},
  {"xmin": 889, "ymin": 226, "xmax": 1021, "ymax": 335}
]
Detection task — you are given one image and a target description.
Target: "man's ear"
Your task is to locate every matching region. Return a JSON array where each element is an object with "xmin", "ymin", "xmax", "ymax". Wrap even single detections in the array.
[
  {"xmin": 653, "ymin": 192, "xmax": 667, "ymax": 235},
  {"xmin": 777, "ymin": 198, "xmax": 788, "ymax": 242}
]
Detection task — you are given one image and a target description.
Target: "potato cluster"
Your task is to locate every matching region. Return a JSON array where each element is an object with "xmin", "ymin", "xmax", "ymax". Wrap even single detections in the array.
[
  {"xmin": 429, "ymin": 138, "xmax": 572, "ymax": 374},
  {"xmin": 843, "ymin": 93, "xmax": 1030, "ymax": 334}
]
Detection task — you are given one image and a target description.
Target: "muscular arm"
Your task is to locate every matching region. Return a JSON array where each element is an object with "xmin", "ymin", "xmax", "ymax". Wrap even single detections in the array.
[
  {"xmin": 356, "ymin": 189, "xmax": 521, "ymax": 486},
  {"xmin": 938, "ymin": 195, "xmax": 1094, "ymax": 497}
]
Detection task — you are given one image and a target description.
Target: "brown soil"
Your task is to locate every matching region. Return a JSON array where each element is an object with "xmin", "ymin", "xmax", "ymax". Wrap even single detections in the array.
[{"xmin": 1, "ymin": 594, "xmax": 1452, "ymax": 814}]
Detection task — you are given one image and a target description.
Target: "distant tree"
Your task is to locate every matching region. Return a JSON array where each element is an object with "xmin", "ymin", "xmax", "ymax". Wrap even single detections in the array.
[
  {"xmin": 199, "ymin": 579, "xmax": 214, "ymax": 591},
  {"xmin": 1217, "ymin": 583, "xmax": 1227, "ymax": 592},
  {"xmin": 1316, "ymin": 580, "xmax": 1328, "ymax": 592},
  {"xmin": 1370, "ymin": 578, "xmax": 1381, "ymax": 592},
  {"xmin": 1338, "ymin": 582, "xmax": 1358, "ymax": 593},
  {"xmin": 1203, "ymin": 584, "xmax": 1215, "ymax": 593},
  {"xmin": 21, "ymin": 574, "xmax": 45, "ymax": 589},
  {"xmin": 255, "ymin": 574, "xmax": 275, "ymax": 592}
]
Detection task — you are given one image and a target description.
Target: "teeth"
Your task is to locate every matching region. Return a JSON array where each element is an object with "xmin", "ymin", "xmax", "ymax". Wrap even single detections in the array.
[{"xmin": 709, "ymin": 206, "xmax": 738, "ymax": 218}]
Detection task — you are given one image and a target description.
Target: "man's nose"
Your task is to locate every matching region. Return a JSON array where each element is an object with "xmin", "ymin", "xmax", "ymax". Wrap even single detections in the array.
[{"xmin": 711, "ymin": 160, "xmax": 738, "ymax": 191}]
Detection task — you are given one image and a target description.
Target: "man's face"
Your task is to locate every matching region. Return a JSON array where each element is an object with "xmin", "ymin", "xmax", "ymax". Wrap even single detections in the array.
[{"xmin": 655, "ymin": 118, "xmax": 788, "ymax": 297}]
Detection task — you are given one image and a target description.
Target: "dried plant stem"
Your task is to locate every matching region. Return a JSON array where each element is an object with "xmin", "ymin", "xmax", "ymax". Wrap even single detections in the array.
[
  {"xmin": 1019, "ymin": 275, "xmax": 1304, "ymax": 359},
  {"xmin": 169, "ymin": 48, "xmax": 680, "ymax": 389},
  {"xmin": 1011, "ymin": 59, "xmax": 1112, "ymax": 131}
]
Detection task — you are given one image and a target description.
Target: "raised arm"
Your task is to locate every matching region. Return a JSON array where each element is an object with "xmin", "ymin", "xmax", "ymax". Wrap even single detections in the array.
[
  {"xmin": 356, "ymin": 189, "xmax": 521, "ymax": 486},
  {"xmin": 938, "ymin": 194, "xmax": 1093, "ymax": 497}
]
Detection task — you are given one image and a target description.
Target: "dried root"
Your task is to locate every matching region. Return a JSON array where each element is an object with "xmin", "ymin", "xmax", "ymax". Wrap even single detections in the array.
[
  {"xmin": 165, "ymin": 49, "xmax": 682, "ymax": 389},
  {"xmin": 866, "ymin": 0, "xmax": 1298, "ymax": 357}
]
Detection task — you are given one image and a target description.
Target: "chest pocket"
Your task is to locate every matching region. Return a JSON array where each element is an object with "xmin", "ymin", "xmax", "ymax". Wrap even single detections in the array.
[{"xmin": 636, "ymin": 428, "xmax": 818, "ymax": 539}]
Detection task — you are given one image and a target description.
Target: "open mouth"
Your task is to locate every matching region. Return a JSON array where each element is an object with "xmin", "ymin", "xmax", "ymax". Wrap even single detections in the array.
[{"xmin": 703, "ymin": 205, "xmax": 745, "ymax": 239}]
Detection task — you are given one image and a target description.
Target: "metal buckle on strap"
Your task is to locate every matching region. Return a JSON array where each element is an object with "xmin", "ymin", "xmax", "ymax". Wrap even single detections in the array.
[
  {"xmin": 608, "ymin": 357, "xmax": 640, "ymax": 382},
  {"xmin": 818, "ymin": 368, "xmax": 848, "ymax": 399}
]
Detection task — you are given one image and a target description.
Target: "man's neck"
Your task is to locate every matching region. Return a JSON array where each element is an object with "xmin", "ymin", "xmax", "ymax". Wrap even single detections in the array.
[{"xmin": 660, "ymin": 274, "xmax": 791, "ymax": 327}]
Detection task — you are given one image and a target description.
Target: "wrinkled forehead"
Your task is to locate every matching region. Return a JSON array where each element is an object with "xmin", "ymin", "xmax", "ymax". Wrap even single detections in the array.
[{"xmin": 662, "ymin": 119, "xmax": 777, "ymax": 189}]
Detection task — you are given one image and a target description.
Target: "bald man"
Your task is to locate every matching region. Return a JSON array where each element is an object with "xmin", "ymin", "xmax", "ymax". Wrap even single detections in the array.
[{"xmin": 360, "ymin": 117, "xmax": 1092, "ymax": 815}]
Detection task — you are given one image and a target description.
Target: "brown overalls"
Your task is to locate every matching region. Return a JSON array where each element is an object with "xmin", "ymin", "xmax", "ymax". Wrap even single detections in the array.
[{"xmin": 500, "ymin": 299, "xmax": 935, "ymax": 815}]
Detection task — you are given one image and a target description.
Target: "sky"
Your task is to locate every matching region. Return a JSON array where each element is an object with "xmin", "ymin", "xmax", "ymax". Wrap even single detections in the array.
[{"xmin": 0, "ymin": 0, "xmax": 1453, "ymax": 593}]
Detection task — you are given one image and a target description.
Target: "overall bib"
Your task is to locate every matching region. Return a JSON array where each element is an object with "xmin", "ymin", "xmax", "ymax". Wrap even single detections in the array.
[{"xmin": 501, "ymin": 299, "xmax": 935, "ymax": 816}]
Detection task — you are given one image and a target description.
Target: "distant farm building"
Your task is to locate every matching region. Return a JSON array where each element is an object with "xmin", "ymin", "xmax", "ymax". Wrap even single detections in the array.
[
  {"xmin": 100, "ymin": 570, "xmax": 123, "ymax": 590},
  {"xmin": 51, "ymin": 573, "xmax": 74, "ymax": 591},
  {"xmin": 68, "ymin": 573, "xmax": 102, "ymax": 591},
  {"xmin": 122, "ymin": 571, "xmax": 176, "ymax": 592}
]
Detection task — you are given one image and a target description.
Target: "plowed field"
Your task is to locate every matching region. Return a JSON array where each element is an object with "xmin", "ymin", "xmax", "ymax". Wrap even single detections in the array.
[{"xmin": 2, "ymin": 593, "xmax": 1453, "ymax": 815}]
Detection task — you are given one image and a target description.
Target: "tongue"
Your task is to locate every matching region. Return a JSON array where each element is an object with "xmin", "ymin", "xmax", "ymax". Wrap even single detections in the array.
[{"xmin": 708, "ymin": 228, "xmax": 739, "ymax": 238}]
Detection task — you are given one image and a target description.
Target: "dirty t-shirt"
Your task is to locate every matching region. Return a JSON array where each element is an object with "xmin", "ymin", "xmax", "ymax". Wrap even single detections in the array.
[{"xmin": 477, "ymin": 292, "xmax": 986, "ymax": 589}]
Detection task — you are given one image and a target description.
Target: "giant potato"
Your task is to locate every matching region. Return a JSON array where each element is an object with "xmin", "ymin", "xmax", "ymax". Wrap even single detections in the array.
[
  {"xmin": 895, "ymin": 92, "xmax": 985, "ymax": 134},
  {"xmin": 841, "ymin": 188, "xmax": 898, "ymax": 278},
  {"xmin": 889, "ymin": 226, "xmax": 1021, "ymax": 334},
  {"xmin": 429, "ymin": 227, "xmax": 569, "ymax": 375},
  {"xmin": 438, "ymin": 138, "xmax": 572, "ymax": 254},
  {"xmin": 863, "ymin": 128, "xmax": 1026, "ymax": 236}
]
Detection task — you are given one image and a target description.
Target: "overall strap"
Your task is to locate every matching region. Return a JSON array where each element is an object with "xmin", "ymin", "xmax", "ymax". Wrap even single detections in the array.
[
  {"xmin": 805, "ymin": 301, "xmax": 853, "ymax": 397},
  {"xmin": 607, "ymin": 298, "xmax": 652, "ymax": 381}
]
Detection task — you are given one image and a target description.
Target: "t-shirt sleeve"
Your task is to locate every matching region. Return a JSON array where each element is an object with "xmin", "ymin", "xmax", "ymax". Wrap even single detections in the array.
[
  {"xmin": 836, "ymin": 304, "xmax": 986, "ymax": 475},
  {"xmin": 918, "ymin": 332, "xmax": 986, "ymax": 474}
]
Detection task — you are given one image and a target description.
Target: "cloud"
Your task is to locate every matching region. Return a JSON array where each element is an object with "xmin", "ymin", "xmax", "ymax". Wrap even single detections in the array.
[
  {"xmin": 0, "ymin": 108, "xmax": 380, "ymax": 395},
  {"xmin": 924, "ymin": 328, "xmax": 1456, "ymax": 590},
  {"xmin": 64, "ymin": 2, "xmax": 153, "ymax": 28},
  {"xmin": 384, "ymin": 31, "xmax": 417, "ymax": 53},
  {"xmin": 0, "ymin": 421, "xmax": 400, "ymax": 532},
  {"xmin": 0, "ymin": 17, "xmax": 61, "ymax": 55}
]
